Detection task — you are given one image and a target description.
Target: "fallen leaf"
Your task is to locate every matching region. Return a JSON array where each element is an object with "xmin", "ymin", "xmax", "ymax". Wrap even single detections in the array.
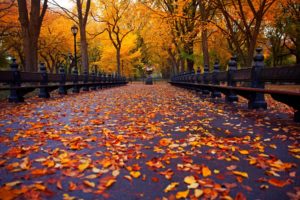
[
  {"xmin": 202, "ymin": 166, "xmax": 211, "ymax": 177},
  {"xmin": 194, "ymin": 189, "xmax": 203, "ymax": 198},
  {"xmin": 175, "ymin": 190, "xmax": 189, "ymax": 199},
  {"xmin": 83, "ymin": 180, "xmax": 95, "ymax": 188},
  {"xmin": 78, "ymin": 161, "xmax": 90, "ymax": 172},
  {"xmin": 233, "ymin": 171, "xmax": 249, "ymax": 178},
  {"xmin": 184, "ymin": 176, "xmax": 196, "ymax": 184},
  {"xmin": 239, "ymin": 150, "xmax": 249, "ymax": 155},
  {"xmin": 268, "ymin": 178, "xmax": 290, "ymax": 187},
  {"xmin": 164, "ymin": 182, "xmax": 179, "ymax": 193},
  {"xmin": 130, "ymin": 171, "xmax": 141, "ymax": 178}
]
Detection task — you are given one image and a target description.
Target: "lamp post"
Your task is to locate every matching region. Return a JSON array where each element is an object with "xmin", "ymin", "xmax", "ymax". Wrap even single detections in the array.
[
  {"xmin": 71, "ymin": 25, "xmax": 78, "ymax": 70},
  {"xmin": 71, "ymin": 25, "xmax": 79, "ymax": 93}
]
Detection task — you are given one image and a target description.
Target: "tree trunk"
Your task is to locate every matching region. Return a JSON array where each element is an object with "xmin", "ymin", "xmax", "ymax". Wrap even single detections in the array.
[
  {"xmin": 116, "ymin": 48, "xmax": 121, "ymax": 75},
  {"xmin": 80, "ymin": 27, "xmax": 89, "ymax": 74},
  {"xmin": 17, "ymin": 0, "xmax": 48, "ymax": 72},
  {"xmin": 22, "ymin": 31, "xmax": 38, "ymax": 72},
  {"xmin": 180, "ymin": 58, "xmax": 185, "ymax": 73},
  {"xmin": 187, "ymin": 59, "xmax": 194, "ymax": 72},
  {"xmin": 201, "ymin": 28, "xmax": 210, "ymax": 69}
]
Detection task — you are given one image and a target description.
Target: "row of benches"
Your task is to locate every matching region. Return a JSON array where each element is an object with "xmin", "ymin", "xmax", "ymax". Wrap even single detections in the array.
[
  {"xmin": 0, "ymin": 59, "xmax": 128, "ymax": 102},
  {"xmin": 169, "ymin": 48, "xmax": 300, "ymax": 122}
]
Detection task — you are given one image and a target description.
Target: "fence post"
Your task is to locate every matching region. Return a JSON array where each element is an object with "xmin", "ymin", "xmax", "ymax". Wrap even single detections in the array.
[
  {"xmin": 248, "ymin": 47, "xmax": 267, "ymax": 109},
  {"xmin": 82, "ymin": 70, "xmax": 89, "ymax": 91},
  {"xmin": 72, "ymin": 67, "xmax": 79, "ymax": 93},
  {"xmin": 190, "ymin": 69, "xmax": 195, "ymax": 83},
  {"xmin": 98, "ymin": 72, "xmax": 102, "ymax": 89},
  {"xmin": 202, "ymin": 64, "xmax": 210, "ymax": 95},
  {"xmin": 58, "ymin": 65, "xmax": 67, "ymax": 95},
  {"xmin": 38, "ymin": 63, "xmax": 50, "ymax": 98},
  {"xmin": 8, "ymin": 59, "xmax": 23, "ymax": 102},
  {"xmin": 211, "ymin": 59, "xmax": 222, "ymax": 98},
  {"xmin": 90, "ymin": 70, "xmax": 96, "ymax": 90},
  {"xmin": 226, "ymin": 55, "xmax": 238, "ymax": 102}
]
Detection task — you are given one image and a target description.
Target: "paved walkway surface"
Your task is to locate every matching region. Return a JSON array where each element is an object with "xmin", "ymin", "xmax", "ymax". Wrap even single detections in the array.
[{"xmin": 0, "ymin": 83, "xmax": 299, "ymax": 200}]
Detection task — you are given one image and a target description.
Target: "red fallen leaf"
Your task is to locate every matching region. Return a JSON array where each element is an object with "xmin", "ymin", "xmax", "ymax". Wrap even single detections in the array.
[
  {"xmin": 151, "ymin": 177, "xmax": 159, "ymax": 182},
  {"xmin": 69, "ymin": 182, "xmax": 77, "ymax": 191},
  {"xmin": 132, "ymin": 163, "xmax": 141, "ymax": 171},
  {"xmin": 268, "ymin": 178, "xmax": 291, "ymax": 187},
  {"xmin": 235, "ymin": 192, "xmax": 246, "ymax": 200}
]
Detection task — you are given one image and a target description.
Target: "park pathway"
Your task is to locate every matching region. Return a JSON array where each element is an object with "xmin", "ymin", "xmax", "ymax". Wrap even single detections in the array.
[{"xmin": 0, "ymin": 83, "xmax": 299, "ymax": 200}]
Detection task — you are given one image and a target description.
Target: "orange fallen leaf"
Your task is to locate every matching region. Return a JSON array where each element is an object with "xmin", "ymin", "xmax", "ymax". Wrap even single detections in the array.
[
  {"xmin": 0, "ymin": 186, "xmax": 19, "ymax": 200},
  {"xmin": 83, "ymin": 180, "xmax": 95, "ymax": 188},
  {"xmin": 239, "ymin": 150, "xmax": 249, "ymax": 155},
  {"xmin": 202, "ymin": 166, "xmax": 211, "ymax": 177},
  {"xmin": 175, "ymin": 189, "xmax": 189, "ymax": 199},
  {"xmin": 31, "ymin": 168, "xmax": 47, "ymax": 176},
  {"xmin": 159, "ymin": 138, "xmax": 171, "ymax": 146},
  {"xmin": 268, "ymin": 178, "xmax": 290, "ymax": 187},
  {"xmin": 34, "ymin": 183, "xmax": 46, "ymax": 191},
  {"xmin": 232, "ymin": 171, "xmax": 248, "ymax": 178}
]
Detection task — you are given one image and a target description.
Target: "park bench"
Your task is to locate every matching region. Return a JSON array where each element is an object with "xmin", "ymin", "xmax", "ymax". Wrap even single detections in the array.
[
  {"xmin": 169, "ymin": 48, "xmax": 300, "ymax": 122},
  {"xmin": 0, "ymin": 59, "xmax": 128, "ymax": 102}
]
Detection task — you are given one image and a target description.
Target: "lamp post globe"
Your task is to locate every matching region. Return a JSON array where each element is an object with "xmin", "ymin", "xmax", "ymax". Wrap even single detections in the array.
[{"xmin": 71, "ymin": 25, "xmax": 78, "ymax": 36}]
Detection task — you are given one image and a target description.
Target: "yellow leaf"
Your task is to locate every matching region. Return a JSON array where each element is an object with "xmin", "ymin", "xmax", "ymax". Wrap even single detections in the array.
[
  {"xmin": 194, "ymin": 189, "xmax": 204, "ymax": 198},
  {"xmin": 176, "ymin": 190, "xmax": 189, "ymax": 199},
  {"xmin": 187, "ymin": 182, "xmax": 199, "ymax": 189},
  {"xmin": 105, "ymin": 179, "xmax": 116, "ymax": 188},
  {"xmin": 130, "ymin": 171, "xmax": 141, "ymax": 178},
  {"xmin": 202, "ymin": 166, "xmax": 211, "ymax": 177},
  {"xmin": 184, "ymin": 176, "xmax": 196, "ymax": 184},
  {"xmin": 164, "ymin": 182, "xmax": 179, "ymax": 193},
  {"xmin": 239, "ymin": 150, "xmax": 249, "ymax": 155},
  {"xmin": 232, "ymin": 171, "xmax": 248, "ymax": 178},
  {"xmin": 83, "ymin": 180, "xmax": 95, "ymax": 188},
  {"xmin": 78, "ymin": 161, "xmax": 90, "ymax": 172}
]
